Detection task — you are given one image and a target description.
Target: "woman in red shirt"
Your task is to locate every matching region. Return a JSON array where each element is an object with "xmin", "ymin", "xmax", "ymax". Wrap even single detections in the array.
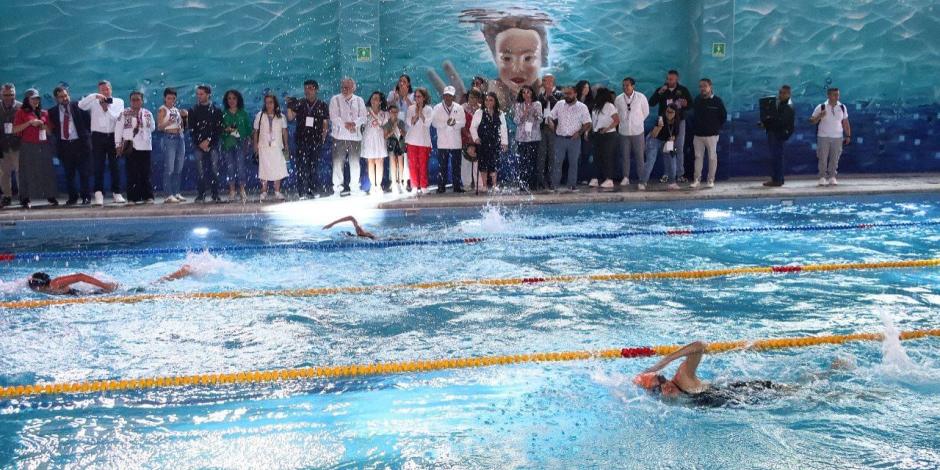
[{"xmin": 12, "ymin": 89, "xmax": 58, "ymax": 208}]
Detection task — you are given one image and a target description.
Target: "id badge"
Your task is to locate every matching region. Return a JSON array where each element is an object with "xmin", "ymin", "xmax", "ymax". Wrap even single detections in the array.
[
  {"xmin": 305, "ymin": 116, "xmax": 314, "ymax": 127},
  {"xmin": 39, "ymin": 129, "xmax": 47, "ymax": 141},
  {"xmin": 3, "ymin": 123, "xmax": 11, "ymax": 134},
  {"xmin": 663, "ymin": 140, "xmax": 675, "ymax": 153},
  {"xmin": 232, "ymin": 130, "xmax": 240, "ymax": 139},
  {"xmin": 524, "ymin": 122, "xmax": 533, "ymax": 134}
]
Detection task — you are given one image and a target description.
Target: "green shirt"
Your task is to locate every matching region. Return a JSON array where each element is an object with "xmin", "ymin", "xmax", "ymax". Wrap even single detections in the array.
[{"xmin": 221, "ymin": 109, "xmax": 251, "ymax": 150}]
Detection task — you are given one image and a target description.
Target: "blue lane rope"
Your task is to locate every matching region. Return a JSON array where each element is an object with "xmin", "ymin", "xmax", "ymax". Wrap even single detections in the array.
[{"xmin": 2, "ymin": 220, "xmax": 938, "ymax": 263}]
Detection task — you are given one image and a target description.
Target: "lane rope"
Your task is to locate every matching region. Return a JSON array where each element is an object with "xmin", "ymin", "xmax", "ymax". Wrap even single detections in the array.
[
  {"xmin": 3, "ymin": 328, "xmax": 938, "ymax": 399},
  {"xmin": 3, "ymin": 258, "xmax": 939, "ymax": 310},
  {"xmin": 3, "ymin": 220, "xmax": 937, "ymax": 262}
]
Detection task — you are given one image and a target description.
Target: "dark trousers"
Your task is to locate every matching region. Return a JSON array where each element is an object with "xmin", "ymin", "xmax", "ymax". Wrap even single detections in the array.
[
  {"xmin": 437, "ymin": 148, "xmax": 462, "ymax": 191},
  {"xmin": 295, "ymin": 142, "xmax": 322, "ymax": 196},
  {"xmin": 577, "ymin": 136, "xmax": 593, "ymax": 182},
  {"xmin": 593, "ymin": 132, "xmax": 618, "ymax": 181},
  {"xmin": 195, "ymin": 146, "xmax": 220, "ymax": 199},
  {"xmin": 91, "ymin": 131, "xmax": 120, "ymax": 194},
  {"xmin": 58, "ymin": 138, "xmax": 91, "ymax": 200},
  {"xmin": 518, "ymin": 141, "xmax": 538, "ymax": 190},
  {"xmin": 126, "ymin": 149, "xmax": 153, "ymax": 202},
  {"xmin": 768, "ymin": 133, "xmax": 785, "ymax": 183},
  {"xmin": 536, "ymin": 125, "xmax": 554, "ymax": 189}
]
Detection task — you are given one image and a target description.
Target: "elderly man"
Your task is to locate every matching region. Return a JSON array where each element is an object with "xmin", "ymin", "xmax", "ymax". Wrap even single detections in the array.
[
  {"xmin": 432, "ymin": 86, "xmax": 467, "ymax": 193},
  {"xmin": 0, "ymin": 83, "xmax": 21, "ymax": 207},
  {"xmin": 328, "ymin": 78, "xmax": 367, "ymax": 196}
]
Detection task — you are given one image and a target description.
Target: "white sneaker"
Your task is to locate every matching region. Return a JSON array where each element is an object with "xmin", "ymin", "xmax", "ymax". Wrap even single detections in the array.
[
  {"xmin": 174, "ymin": 194, "xmax": 186, "ymax": 202},
  {"xmin": 260, "ymin": 192, "xmax": 267, "ymax": 202},
  {"xmin": 620, "ymin": 177, "xmax": 630, "ymax": 186},
  {"xmin": 600, "ymin": 179, "xmax": 614, "ymax": 189},
  {"xmin": 828, "ymin": 177, "xmax": 838, "ymax": 186},
  {"xmin": 164, "ymin": 196, "xmax": 179, "ymax": 204},
  {"xmin": 275, "ymin": 191, "xmax": 285, "ymax": 201},
  {"xmin": 113, "ymin": 193, "xmax": 126, "ymax": 204},
  {"xmin": 689, "ymin": 180, "xmax": 700, "ymax": 189},
  {"xmin": 818, "ymin": 177, "xmax": 828, "ymax": 186},
  {"xmin": 93, "ymin": 191, "xmax": 104, "ymax": 206},
  {"xmin": 588, "ymin": 178, "xmax": 599, "ymax": 187},
  {"xmin": 706, "ymin": 181, "xmax": 715, "ymax": 189},
  {"xmin": 667, "ymin": 183, "xmax": 680, "ymax": 191},
  {"xmin": 637, "ymin": 183, "xmax": 646, "ymax": 191}
]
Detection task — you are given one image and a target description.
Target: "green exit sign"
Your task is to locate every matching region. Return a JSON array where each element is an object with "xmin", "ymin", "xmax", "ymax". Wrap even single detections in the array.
[
  {"xmin": 356, "ymin": 46, "xmax": 372, "ymax": 62},
  {"xmin": 711, "ymin": 42, "xmax": 726, "ymax": 58}
]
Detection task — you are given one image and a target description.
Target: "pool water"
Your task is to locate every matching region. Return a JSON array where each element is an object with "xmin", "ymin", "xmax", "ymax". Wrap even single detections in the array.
[{"xmin": 2, "ymin": 194, "xmax": 940, "ymax": 468}]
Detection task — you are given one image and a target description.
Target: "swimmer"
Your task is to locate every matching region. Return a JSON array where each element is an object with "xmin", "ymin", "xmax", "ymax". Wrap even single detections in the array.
[
  {"xmin": 27, "ymin": 264, "xmax": 195, "ymax": 296},
  {"xmin": 323, "ymin": 216, "xmax": 377, "ymax": 240},
  {"xmin": 633, "ymin": 341, "xmax": 791, "ymax": 407}
]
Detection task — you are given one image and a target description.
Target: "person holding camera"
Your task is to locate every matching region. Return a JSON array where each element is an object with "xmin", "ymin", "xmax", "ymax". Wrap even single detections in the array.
[
  {"xmin": 641, "ymin": 104, "xmax": 682, "ymax": 191},
  {"xmin": 809, "ymin": 87, "xmax": 852, "ymax": 186},
  {"xmin": 286, "ymin": 80, "xmax": 329, "ymax": 199},
  {"xmin": 12, "ymin": 89, "xmax": 59, "ymax": 208},
  {"xmin": 79, "ymin": 80, "xmax": 126, "ymax": 205},
  {"xmin": 648, "ymin": 70, "xmax": 693, "ymax": 182},
  {"xmin": 760, "ymin": 85, "xmax": 795, "ymax": 187}
]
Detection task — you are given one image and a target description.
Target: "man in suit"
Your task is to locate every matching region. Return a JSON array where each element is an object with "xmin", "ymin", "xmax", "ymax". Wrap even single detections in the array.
[
  {"xmin": 760, "ymin": 85, "xmax": 795, "ymax": 187},
  {"xmin": 49, "ymin": 86, "xmax": 92, "ymax": 205}
]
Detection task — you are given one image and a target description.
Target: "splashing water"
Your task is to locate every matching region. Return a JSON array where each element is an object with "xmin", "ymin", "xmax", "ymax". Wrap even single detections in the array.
[
  {"xmin": 0, "ymin": 278, "xmax": 25, "ymax": 295},
  {"xmin": 479, "ymin": 204, "xmax": 510, "ymax": 233},
  {"xmin": 878, "ymin": 311, "xmax": 916, "ymax": 372},
  {"xmin": 183, "ymin": 250, "xmax": 236, "ymax": 277}
]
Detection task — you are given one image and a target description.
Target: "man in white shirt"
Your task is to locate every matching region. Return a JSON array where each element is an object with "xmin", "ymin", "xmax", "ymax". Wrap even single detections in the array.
[
  {"xmin": 809, "ymin": 87, "xmax": 852, "ymax": 186},
  {"xmin": 78, "ymin": 80, "xmax": 126, "ymax": 205},
  {"xmin": 432, "ymin": 86, "xmax": 467, "ymax": 193},
  {"xmin": 328, "ymin": 78, "xmax": 367, "ymax": 196},
  {"xmin": 0, "ymin": 83, "xmax": 22, "ymax": 207},
  {"xmin": 614, "ymin": 77, "xmax": 649, "ymax": 188},
  {"xmin": 547, "ymin": 85, "xmax": 592, "ymax": 192}
]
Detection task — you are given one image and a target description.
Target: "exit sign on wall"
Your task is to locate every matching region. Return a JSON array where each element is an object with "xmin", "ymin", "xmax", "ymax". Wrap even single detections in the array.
[
  {"xmin": 356, "ymin": 46, "xmax": 372, "ymax": 62},
  {"xmin": 711, "ymin": 42, "xmax": 726, "ymax": 58}
]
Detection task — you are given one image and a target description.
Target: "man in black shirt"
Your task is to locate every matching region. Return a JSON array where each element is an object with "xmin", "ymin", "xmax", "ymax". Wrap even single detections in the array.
[
  {"xmin": 287, "ymin": 79, "xmax": 329, "ymax": 198},
  {"xmin": 188, "ymin": 85, "xmax": 223, "ymax": 203},
  {"xmin": 690, "ymin": 78, "xmax": 727, "ymax": 188},
  {"xmin": 649, "ymin": 70, "xmax": 693, "ymax": 182},
  {"xmin": 536, "ymin": 73, "xmax": 563, "ymax": 190},
  {"xmin": 760, "ymin": 85, "xmax": 796, "ymax": 187}
]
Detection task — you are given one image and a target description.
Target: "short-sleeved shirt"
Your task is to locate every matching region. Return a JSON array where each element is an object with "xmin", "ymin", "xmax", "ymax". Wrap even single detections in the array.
[
  {"xmin": 14, "ymin": 108, "xmax": 49, "ymax": 144},
  {"xmin": 813, "ymin": 101, "xmax": 848, "ymax": 138},
  {"xmin": 591, "ymin": 102, "xmax": 618, "ymax": 133},
  {"xmin": 253, "ymin": 112, "xmax": 289, "ymax": 150},
  {"xmin": 291, "ymin": 98, "xmax": 329, "ymax": 147},
  {"xmin": 549, "ymin": 100, "xmax": 591, "ymax": 137}
]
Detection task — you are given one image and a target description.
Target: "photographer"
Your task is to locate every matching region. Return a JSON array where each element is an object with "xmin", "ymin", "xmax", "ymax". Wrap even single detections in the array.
[
  {"xmin": 78, "ymin": 80, "xmax": 126, "ymax": 205},
  {"xmin": 760, "ymin": 85, "xmax": 795, "ymax": 187}
]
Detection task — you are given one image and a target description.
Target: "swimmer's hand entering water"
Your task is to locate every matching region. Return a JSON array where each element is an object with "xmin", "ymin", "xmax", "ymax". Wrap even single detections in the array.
[{"xmin": 323, "ymin": 216, "xmax": 376, "ymax": 240}]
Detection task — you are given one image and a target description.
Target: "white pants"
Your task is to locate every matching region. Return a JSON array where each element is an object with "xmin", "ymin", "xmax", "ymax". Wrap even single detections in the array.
[
  {"xmin": 332, "ymin": 139, "xmax": 361, "ymax": 192},
  {"xmin": 692, "ymin": 135, "xmax": 719, "ymax": 184},
  {"xmin": 461, "ymin": 157, "xmax": 477, "ymax": 188}
]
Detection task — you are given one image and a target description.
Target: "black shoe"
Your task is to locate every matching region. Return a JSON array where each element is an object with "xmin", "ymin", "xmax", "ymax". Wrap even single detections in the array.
[
  {"xmin": 763, "ymin": 180, "xmax": 784, "ymax": 187},
  {"xmin": 1, "ymin": 196, "xmax": 11, "ymax": 208},
  {"xmin": 406, "ymin": 181, "xmax": 413, "ymax": 192},
  {"xmin": 453, "ymin": 187, "xmax": 465, "ymax": 193},
  {"xmin": 436, "ymin": 187, "xmax": 447, "ymax": 194},
  {"xmin": 211, "ymin": 196, "xmax": 223, "ymax": 203},
  {"xmin": 47, "ymin": 198, "xmax": 60, "ymax": 206},
  {"xmin": 66, "ymin": 198, "xmax": 79, "ymax": 206},
  {"xmin": 194, "ymin": 196, "xmax": 205, "ymax": 203},
  {"xmin": 81, "ymin": 197, "xmax": 91, "ymax": 205},
  {"xmin": 20, "ymin": 199, "xmax": 30, "ymax": 209}
]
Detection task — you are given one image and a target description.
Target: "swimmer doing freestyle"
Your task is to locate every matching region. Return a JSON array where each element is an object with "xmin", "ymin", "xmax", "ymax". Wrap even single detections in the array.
[{"xmin": 27, "ymin": 265, "xmax": 195, "ymax": 296}]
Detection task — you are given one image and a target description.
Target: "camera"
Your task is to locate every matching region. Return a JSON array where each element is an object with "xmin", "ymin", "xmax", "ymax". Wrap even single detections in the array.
[{"xmin": 106, "ymin": 97, "xmax": 113, "ymax": 104}]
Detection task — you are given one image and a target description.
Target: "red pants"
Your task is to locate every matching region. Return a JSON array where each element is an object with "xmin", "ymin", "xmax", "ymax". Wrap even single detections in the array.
[{"xmin": 406, "ymin": 144, "xmax": 431, "ymax": 189}]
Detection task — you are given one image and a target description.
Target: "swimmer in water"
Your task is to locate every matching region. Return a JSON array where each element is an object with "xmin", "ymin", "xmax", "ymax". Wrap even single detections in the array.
[
  {"xmin": 323, "ymin": 216, "xmax": 377, "ymax": 240},
  {"xmin": 27, "ymin": 265, "xmax": 195, "ymax": 296},
  {"xmin": 633, "ymin": 341, "xmax": 791, "ymax": 407}
]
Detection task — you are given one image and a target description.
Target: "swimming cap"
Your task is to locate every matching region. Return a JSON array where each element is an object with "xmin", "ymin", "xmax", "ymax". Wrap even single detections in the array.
[
  {"xmin": 633, "ymin": 372, "xmax": 661, "ymax": 390},
  {"xmin": 28, "ymin": 272, "xmax": 51, "ymax": 289}
]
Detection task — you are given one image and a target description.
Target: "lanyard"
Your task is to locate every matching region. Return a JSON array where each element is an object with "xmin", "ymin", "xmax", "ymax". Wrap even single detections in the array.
[{"xmin": 267, "ymin": 114, "xmax": 275, "ymax": 145}]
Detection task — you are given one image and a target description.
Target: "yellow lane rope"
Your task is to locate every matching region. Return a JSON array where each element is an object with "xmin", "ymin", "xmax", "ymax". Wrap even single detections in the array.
[
  {"xmin": 2, "ymin": 329, "xmax": 938, "ymax": 399},
  {"xmin": 3, "ymin": 258, "xmax": 939, "ymax": 310}
]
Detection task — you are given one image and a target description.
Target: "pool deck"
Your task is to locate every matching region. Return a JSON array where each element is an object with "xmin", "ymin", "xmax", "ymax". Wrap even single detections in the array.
[{"xmin": 2, "ymin": 173, "xmax": 938, "ymax": 222}]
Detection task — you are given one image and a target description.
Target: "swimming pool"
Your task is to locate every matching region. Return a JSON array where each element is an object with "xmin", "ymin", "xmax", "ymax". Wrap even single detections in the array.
[{"xmin": 2, "ymin": 194, "xmax": 940, "ymax": 468}]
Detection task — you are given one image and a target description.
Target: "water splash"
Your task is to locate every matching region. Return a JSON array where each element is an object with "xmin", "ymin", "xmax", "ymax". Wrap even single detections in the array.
[
  {"xmin": 878, "ymin": 311, "xmax": 917, "ymax": 373},
  {"xmin": 182, "ymin": 250, "xmax": 236, "ymax": 277},
  {"xmin": 479, "ymin": 204, "xmax": 510, "ymax": 233},
  {"xmin": 0, "ymin": 278, "xmax": 26, "ymax": 294}
]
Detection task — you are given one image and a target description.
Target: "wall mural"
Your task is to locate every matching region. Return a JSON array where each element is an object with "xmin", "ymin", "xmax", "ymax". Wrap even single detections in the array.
[{"xmin": 1, "ymin": 0, "xmax": 937, "ymax": 189}]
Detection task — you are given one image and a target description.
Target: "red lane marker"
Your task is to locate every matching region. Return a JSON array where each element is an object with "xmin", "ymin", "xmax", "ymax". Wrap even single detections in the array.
[
  {"xmin": 772, "ymin": 265, "xmax": 803, "ymax": 273},
  {"xmin": 463, "ymin": 237, "xmax": 484, "ymax": 244},
  {"xmin": 0, "ymin": 253, "xmax": 15, "ymax": 262},
  {"xmin": 522, "ymin": 277, "xmax": 546, "ymax": 284},
  {"xmin": 621, "ymin": 347, "xmax": 655, "ymax": 358},
  {"xmin": 858, "ymin": 224, "xmax": 873, "ymax": 229},
  {"xmin": 667, "ymin": 230, "xmax": 693, "ymax": 236}
]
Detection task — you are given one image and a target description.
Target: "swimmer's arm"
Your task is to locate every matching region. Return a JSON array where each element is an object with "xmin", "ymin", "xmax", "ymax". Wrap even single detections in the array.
[
  {"xmin": 157, "ymin": 265, "xmax": 193, "ymax": 283},
  {"xmin": 642, "ymin": 341, "xmax": 706, "ymax": 375},
  {"xmin": 51, "ymin": 274, "xmax": 118, "ymax": 293},
  {"xmin": 323, "ymin": 216, "xmax": 357, "ymax": 230},
  {"xmin": 323, "ymin": 216, "xmax": 376, "ymax": 240}
]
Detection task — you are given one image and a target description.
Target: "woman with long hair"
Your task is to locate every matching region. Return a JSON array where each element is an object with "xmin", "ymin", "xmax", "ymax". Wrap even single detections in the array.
[
  {"xmin": 405, "ymin": 87, "xmax": 433, "ymax": 194},
  {"xmin": 362, "ymin": 91, "xmax": 388, "ymax": 196},
  {"xmin": 253, "ymin": 94, "xmax": 289, "ymax": 201},
  {"xmin": 575, "ymin": 80, "xmax": 595, "ymax": 185},
  {"xmin": 388, "ymin": 74, "xmax": 414, "ymax": 191},
  {"xmin": 589, "ymin": 87, "xmax": 620, "ymax": 189},
  {"xmin": 512, "ymin": 84, "xmax": 542, "ymax": 191},
  {"xmin": 470, "ymin": 92, "xmax": 508, "ymax": 191},
  {"xmin": 221, "ymin": 89, "xmax": 252, "ymax": 202}
]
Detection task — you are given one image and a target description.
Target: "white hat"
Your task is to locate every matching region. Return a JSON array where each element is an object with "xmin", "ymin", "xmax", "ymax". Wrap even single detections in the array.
[{"xmin": 443, "ymin": 86, "xmax": 456, "ymax": 96}]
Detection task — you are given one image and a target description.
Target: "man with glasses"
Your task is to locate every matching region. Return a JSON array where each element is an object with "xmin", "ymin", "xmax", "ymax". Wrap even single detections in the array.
[
  {"xmin": 79, "ymin": 80, "xmax": 126, "ymax": 205},
  {"xmin": 0, "ymin": 83, "xmax": 21, "ymax": 207},
  {"xmin": 328, "ymin": 77, "xmax": 366, "ymax": 196},
  {"xmin": 49, "ymin": 86, "xmax": 92, "ymax": 205},
  {"xmin": 614, "ymin": 77, "xmax": 649, "ymax": 189}
]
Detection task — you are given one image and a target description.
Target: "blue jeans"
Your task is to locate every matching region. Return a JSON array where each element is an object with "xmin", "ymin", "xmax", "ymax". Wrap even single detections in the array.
[
  {"xmin": 194, "ymin": 145, "xmax": 221, "ymax": 199},
  {"xmin": 161, "ymin": 133, "xmax": 185, "ymax": 196},
  {"xmin": 222, "ymin": 139, "xmax": 251, "ymax": 186},
  {"xmin": 552, "ymin": 135, "xmax": 580, "ymax": 189},
  {"xmin": 643, "ymin": 137, "xmax": 680, "ymax": 184}
]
